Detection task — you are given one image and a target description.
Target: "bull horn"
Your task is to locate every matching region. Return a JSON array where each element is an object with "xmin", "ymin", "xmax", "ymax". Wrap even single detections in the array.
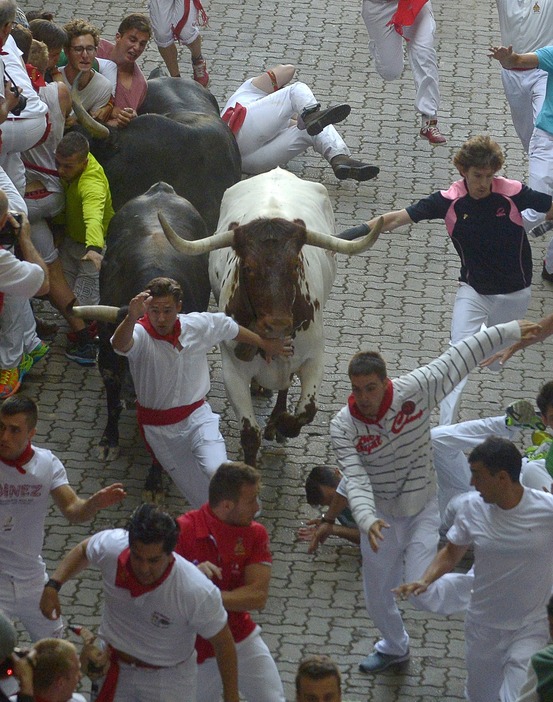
[
  {"xmin": 73, "ymin": 305, "xmax": 120, "ymax": 322},
  {"xmin": 305, "ymin": 216, "xmax": 383, "ymax": 254},
  {"xmin": 158, "ymin": 212, "xmax": 235, "ymax": 255},
  {"xmin": 71, "ymin": 72, "xmax": 110, "ymax": 139}
]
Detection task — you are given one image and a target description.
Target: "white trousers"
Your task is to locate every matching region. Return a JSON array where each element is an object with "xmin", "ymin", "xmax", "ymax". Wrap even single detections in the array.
[
  {"xmin": 149, "ymin": 0, "xmax": 200, "ymax": 46},
  {"xmin": 464, "ymin": 615, "xmax": 548, "ymax": 702},
  {"xmin": 431, "ymin": 416, "xmax": 518, "ymax": 518},
  {"xmin": 59, "ymin": 236, "xmax": 100, "ymax": 306},
  {"xmin": 439, "ymin": 283, "xmax": 531, "ymax": 425},
  {"xmin": 143, "ymin": 402, "xmax": 227, "ymax": 508},
  {"xmin": 0, "ymin": 293, "xmax": 40, "ymax": 368},
  {"xmin": 432, "ymin": 416, "xmax": 550, "ymax": 524},
  {"xmin": 26, "ymin": 191, "xmax": 64, "ymax": 264},
  {"xmin": 110, "ymin": 659, "xmax": 196, "ymax": 702},
  {"xmin": 228, "ymin": 80, "xmax": 349, "ymax": 174},
  {"xmin": 525, "ymin": 127, "xmax": 553, "ymax": 274},
  {"xmin": 0, "ymin": 164, "xmax": 26, "ymax": 213},
  {"xmin": 361, "ymin": 0, "xmax": 440, "ymax": 118},
  {"xmin": 0, "ymin": 571, "xmax": 64, "ymax": 641},
  {"xmin": 360, "ymin": 496, "xmax": 472, "ymax": 656},
  {"xmin": 501, "ymin": 68, "xmax": 547, "ymax": 155},
  {"xmin": 0, "ymin": 116, "xmax": 47, "ymax": 195},
  {"xmin": 197, "ymin": 626, "xmax": 285, "ymax": 702}
]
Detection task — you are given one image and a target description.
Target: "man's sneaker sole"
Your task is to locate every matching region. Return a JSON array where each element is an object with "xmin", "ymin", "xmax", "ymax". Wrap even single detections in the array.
[
  {"xmin": 65, "ymin": 350, "xmax": 97, "ymax": 366},
  {"xmin": 29, "ymin": 343, "xmax": 50, "ymax": 366},
  {"xmin": 334, "ymin": 164, "xmax": 380, "ymax": 181},
  {"xmin": 18, "ymin": 354, "xmax": 34, "ymax": 382},
  {"xmin": 505, "ymin": 400, "xmax": 545, "ymax": 430},
  {"xmin": 359, "ymin": 650, "xmax": 410, "ymax": 673}
]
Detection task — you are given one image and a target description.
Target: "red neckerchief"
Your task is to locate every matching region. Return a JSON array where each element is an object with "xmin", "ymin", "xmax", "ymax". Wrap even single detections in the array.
[
  {"xmin": 347, "ymin": 378, "xmax": 394, "ymax": 425},
  {"xmin": 221, "ymin": 103, "xmax": 247, "ymax": 134},
  {"xmin": 115, "ymin": 547, "xmax": 175, "ymax": 597},
  {"xmin": 137, "ymin": 315, "xmax": 181, "ymax": 347},
  {"xmin": 387, "ymin": 0, "xmax": 428, "ymax": 36},
  {"xmin": 1, "ymin": 442, "xmax": 34, "ymax": 474},
  {"xmin": 25, "ymin": 64, "xmax": 46, "ymax": 91}
]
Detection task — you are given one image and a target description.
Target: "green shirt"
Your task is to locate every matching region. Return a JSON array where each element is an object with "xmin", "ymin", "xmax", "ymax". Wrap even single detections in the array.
[{"xmin": 62, "ymin": 153, "xmax": 114, "ymax": 250}]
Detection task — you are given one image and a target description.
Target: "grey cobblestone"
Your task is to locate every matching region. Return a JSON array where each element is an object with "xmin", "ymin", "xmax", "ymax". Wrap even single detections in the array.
[{"xmin": 18, "ymin": 0, "xmax": 553, "ymax": 698}]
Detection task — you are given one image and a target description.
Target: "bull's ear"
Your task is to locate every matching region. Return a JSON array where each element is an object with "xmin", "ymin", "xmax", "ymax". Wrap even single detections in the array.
[{"xmin": 293, "ymin": 218, "xmax": 307, "ymax": 229}]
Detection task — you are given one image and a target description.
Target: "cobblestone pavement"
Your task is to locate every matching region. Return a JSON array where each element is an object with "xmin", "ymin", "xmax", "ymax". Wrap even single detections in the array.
[{"xmin": 19, "ymin": 0, "xmax": 553, "ymax": 698}]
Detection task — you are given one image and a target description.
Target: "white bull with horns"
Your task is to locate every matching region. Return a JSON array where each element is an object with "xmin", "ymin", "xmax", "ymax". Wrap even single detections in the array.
[{"xmin": 159, "ymin": 168, "xmax": 382, "ymax": 466}]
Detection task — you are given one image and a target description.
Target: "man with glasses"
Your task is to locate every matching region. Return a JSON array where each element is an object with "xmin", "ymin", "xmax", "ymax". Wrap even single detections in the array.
[{"xmin": 58, "ymin": 19, "xmax": 113, "ymax": 121}]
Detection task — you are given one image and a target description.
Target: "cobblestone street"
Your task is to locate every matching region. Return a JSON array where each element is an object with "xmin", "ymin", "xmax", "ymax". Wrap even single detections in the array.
[{"xmin": 19, "ymin": 0, "xmax": 553, "ymax": 698}]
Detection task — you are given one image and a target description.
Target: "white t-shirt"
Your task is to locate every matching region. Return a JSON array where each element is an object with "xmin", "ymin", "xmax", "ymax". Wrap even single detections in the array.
[
  {"xmin": 0, "ymin": 446, "xmax": 68, "ymax": 579},
  {"xmin": 97, "ymin": 57, "xmax": 118, "ymax": 94},
  {"xmin": 448, "ymin": 489, "xmax": 553, "ymax": 628},
  {"xmin": 496, "ymin": 0, "xmax": 553, "ymax": 53},
  {"xmin": 2, "ymin": 35, "xmax": 48, "ymax": 119},
  {"xmin": 86, "ymin": 529, "xmax": 228, "ymax": 668},
  {"xmin": 113, "ymin": 312, "xmax": 239, "ymax": 409},
  {"xmin": 0, "ymin": 249, "xmax": 44, "ymax": 297},
  {"xmin": 59, "ymin": 67, "xmax": 113, "ymax": 114}
]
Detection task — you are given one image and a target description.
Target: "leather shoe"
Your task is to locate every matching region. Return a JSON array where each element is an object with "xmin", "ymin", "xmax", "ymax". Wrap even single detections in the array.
[
  {"xmin": 359, "ymin": 649, "xmax": 410, "ymax": 673},
  {"xmin": 301, "ymin": 103, "xmax": 351, "ymax": 135},
  {"xmin": 331, "ymin": 155, "xmax": 379, "ymax": 182}
]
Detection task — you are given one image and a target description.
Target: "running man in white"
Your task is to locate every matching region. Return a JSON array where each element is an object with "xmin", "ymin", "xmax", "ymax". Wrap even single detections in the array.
[
  {"xmin": 395, "ymin": 437, "xmax": 553, "ymax": 702},
  {"xmin": 433, "ymin": 386, "xmax": 553, "ymax": 521},
  {"xmin": 40, "ymin": 503, "xmax": 240, "ymax": 702},
  {"xmin": 361, "ymin": 0, "xmax": 446, "ymax": 143},
  {"xmin": 0, "ymin": 395, "xmax": 126, "ymax": 641},
  {"xmin": 111, "ymin": 276, "xmax": 292, "ymax": 507},
  {"xmin": 308, "ymin": 319, "xmax": 540, "ymax": 674}
]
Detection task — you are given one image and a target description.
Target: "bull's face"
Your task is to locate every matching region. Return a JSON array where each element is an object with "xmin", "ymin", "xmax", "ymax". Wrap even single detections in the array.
[{"xmin": 228, "ymin": 218, "xmax": 308, "ymax": 338}]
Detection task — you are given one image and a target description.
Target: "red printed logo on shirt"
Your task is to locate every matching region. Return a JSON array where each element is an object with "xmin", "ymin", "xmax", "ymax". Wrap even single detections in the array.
[
  {"xmin": 496, "ymin": 207, "xmax": 506, "ymax": 217},
  {"xmin": 355, "ymin": 434, "xmax": 382, "ymax": 454},
  {"xmin": 391, "ymin": 404, "xmax": 423, "ymax": 434}
]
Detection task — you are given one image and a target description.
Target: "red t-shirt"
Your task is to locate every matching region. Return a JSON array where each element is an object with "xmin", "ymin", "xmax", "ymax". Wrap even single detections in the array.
[{"xmin": 176, "ymin": 504, "xmax": 272, "ymax": 662}]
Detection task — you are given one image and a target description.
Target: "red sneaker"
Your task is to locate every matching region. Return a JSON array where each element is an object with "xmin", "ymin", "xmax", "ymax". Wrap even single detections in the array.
[
  {"xmin": 420, "ymin": 120, "xmax": 446, "ymax": 144},
  {"xmin": 192, "ymin": 58, "xmax": 209, "ymax": 87}
]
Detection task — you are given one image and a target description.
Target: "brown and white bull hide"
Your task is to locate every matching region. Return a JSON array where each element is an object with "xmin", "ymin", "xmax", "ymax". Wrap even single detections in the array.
[{"xmin": 209, "ymin": 168, "xmax": 342, "ymax": 466}]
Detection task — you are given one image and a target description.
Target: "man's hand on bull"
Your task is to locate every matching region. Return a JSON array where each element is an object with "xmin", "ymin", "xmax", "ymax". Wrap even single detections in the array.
[
  {"xmin": 110, "ymin": 106, "xmax": 137, "ymax": 128},
  {"xmin": 234, "ymin": 326, "xmax": 294, "ymax": 363},
  {"xmin": 259, "ymin": 335, "xmax": 294, "ymax": 362},
  {"xmin": 81, "ymin": 249, "xmax": 104, "ymax": 271}
]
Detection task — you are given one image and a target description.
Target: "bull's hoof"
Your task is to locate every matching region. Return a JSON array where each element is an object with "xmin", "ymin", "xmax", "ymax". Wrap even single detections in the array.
[
  {"xmin": 143, "ymin": 464, "xmax": 165, "ymax": 504},
  {"xmin": 98, "ymin": 443, "xmax": 120, "ymax": 461},
  {"xmin": 275, "ymin": 413, "xmax": 303, "ymax": 438}
]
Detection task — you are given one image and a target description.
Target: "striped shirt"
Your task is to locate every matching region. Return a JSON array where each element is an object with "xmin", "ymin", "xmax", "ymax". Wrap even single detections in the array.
[{"xmin": 330, "ymin": 321, "xmax": 521, "ymax": 533}]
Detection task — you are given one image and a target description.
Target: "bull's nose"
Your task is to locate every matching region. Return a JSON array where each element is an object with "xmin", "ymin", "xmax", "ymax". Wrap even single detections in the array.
[{"xmin": 260, "ymin": 317, "xmax": 293, "ymax": 336}]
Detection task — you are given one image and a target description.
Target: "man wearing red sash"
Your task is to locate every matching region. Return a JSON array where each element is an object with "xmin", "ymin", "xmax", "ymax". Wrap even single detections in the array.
[
  {"xmin": 111, "ymin": 277, "xmax": 292, "ymax": 508},
  {"xmin": 40, "ymin": 503, "xmax": 240, "ymax": 702},
  {"xmin": 176, "ymin": 461, "xmax": 285, "ymax": 702},
  {"xmin": 0, "ymin": 395, "xmax": 126, "ymax": 641}
]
